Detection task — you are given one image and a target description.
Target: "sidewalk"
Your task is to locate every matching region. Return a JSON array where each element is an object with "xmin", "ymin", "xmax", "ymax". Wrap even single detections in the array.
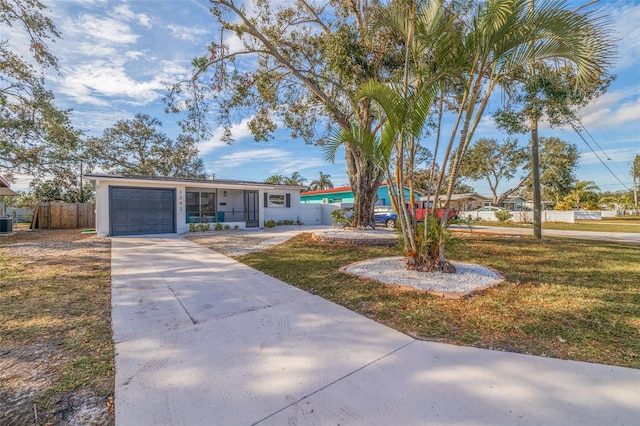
[
  {"xmin": 451, "ymin": 224, "xmax": 640, "ymax": 245},
  {"xmin": 111, "ymin": 236, "xmax": 640, "ymax": 425}
]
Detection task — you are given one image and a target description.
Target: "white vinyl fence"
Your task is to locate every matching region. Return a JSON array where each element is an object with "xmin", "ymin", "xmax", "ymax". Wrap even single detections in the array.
[{"xmin": 462, "ymin": 210, "xmax": 617, "ymax": 223}]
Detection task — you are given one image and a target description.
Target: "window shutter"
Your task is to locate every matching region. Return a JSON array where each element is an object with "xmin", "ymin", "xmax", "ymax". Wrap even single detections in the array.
[
  {"xmin": 264, "ymin": 193, "xmax": 268, "ymax": 208},
  {"xmin": 285, "ymin": 193, "xmax": 291, "ymax": 208}
]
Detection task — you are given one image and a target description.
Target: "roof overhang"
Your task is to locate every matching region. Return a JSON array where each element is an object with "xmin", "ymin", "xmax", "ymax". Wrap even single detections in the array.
[
  {"xmin": 0, "ymin": 175, "xmax": 18, "ymax": 196},
  {"xmin": 84, "ymin": 173, "xmax": 305, "ymax": 191}
]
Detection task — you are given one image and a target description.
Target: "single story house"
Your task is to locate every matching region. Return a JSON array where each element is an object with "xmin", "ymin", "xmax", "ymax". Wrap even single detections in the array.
[
  {"xmin": 86, "ymin": 174, "xmax": 307, "ymax": 237},
  {"xmin": 301, "ymin": 183, "xmax": 422, "ymax": 206},
  {"xmin": 499, "ymin": 196, "xmax": 527, "ymax": 211},
  {"xmin": 0, "ymin": 175, "xmax": 18, "ymax": 217},
  {"xmin": 420, "ymin": 193, "xmax": 489, "ymax": 211}
]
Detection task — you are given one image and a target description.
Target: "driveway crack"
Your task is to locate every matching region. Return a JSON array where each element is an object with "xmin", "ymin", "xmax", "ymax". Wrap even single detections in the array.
[{"xmin": 251, "ymin": 339, "xmax": 416, "ymax": 425}]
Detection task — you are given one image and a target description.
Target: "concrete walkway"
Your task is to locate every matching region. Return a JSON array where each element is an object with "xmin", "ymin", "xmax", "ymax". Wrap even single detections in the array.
[{"xmin": 111, "ymin": 236, "xmax": 640, "ymax": 425}]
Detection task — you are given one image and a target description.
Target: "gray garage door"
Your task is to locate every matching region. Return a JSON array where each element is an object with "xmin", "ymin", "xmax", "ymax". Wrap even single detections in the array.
[{"xmin": 110, "ymin": 187, "xmax": 175, "ymax": 236}]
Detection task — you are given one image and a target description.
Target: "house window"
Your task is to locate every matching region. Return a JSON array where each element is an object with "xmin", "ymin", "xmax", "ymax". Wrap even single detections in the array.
[
  {"xmin": 264, "ymin": 193, "xmax": 291, "ymax": 208},
  {"xmin": 268, "ymin": 194, "xmax": 285, "ymax": 207},
  {"xmin": 186, "ymin": 191, "xmax": 215, "ymax": 221}
]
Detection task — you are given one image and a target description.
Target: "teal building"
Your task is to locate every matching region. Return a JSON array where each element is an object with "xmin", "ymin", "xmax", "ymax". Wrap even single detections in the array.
[{"xmin": 301, "ymin": 183, "xmax": 421, "ymax": 205}]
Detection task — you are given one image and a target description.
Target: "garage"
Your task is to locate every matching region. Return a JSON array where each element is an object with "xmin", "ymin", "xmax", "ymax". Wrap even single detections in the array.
[{"xmin": 109, "ymin": 187, "xmax": 175, "ymax": 236}]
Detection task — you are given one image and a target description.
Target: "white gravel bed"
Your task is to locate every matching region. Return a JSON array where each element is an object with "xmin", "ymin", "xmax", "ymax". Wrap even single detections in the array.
[{"xmin": 343, "ymin": 256, "xmax": 502, "ymax": 295}]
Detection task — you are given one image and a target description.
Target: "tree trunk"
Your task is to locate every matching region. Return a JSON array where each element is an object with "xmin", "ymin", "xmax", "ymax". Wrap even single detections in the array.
[
  {"xmin": 634, "ymin": 155, "xmax": 639, "ymax": 214},
  {"xmin": 346, "ymin": 143, "xmax": 382, "ymax": 228},
  {"xmin": 531, "ymin": 117, "xmax": 542, "ymax": 239}
]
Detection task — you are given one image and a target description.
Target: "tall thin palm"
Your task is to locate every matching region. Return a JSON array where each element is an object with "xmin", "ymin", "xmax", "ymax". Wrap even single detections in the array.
[{"xmin": 436, "ymin": 0, "xmax": 615, "ymax": 265}]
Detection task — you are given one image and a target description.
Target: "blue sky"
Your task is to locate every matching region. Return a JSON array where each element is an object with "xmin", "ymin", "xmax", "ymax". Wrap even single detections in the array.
[{"xmin": 10, "ymin": 0, "xmax": 640, "ymax": 195}]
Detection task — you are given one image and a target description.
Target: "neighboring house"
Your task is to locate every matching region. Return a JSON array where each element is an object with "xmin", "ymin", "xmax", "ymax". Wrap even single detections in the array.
[
  {"xmin": 421, "ymin": 193, "xmax": 489, "ymax": 212},
  {"xmin": 523, "ymin": 200, "xmax": 555, "ymax": 210},
  {"xmin": 499, "ymin": 196, "xmax": 527, "ymax": 211},
  {"xmin": 0, "ymin": 175, "xmax": 18, "ymax": 217},
  {"xmin": 87, "ymin": 174, "xmax": 308, "ymax": 237},
  {"xmin": 301, "ymin": 183, "xmax": 422, "ymax": 206}
]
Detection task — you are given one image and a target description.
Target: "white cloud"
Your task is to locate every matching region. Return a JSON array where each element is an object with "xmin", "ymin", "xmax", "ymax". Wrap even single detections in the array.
[
  {"xmin": 271, "ymin": 158, "xmax": 329, "ymax": 175},
  {"xmin": 578, "ymin": 145, "xmax": 638, "ymax": 166},
  {"xmin": 211, "ymin": 148, "xmax": 292, "ymax": 170},
  {"xmin": 224, "ymin": 32, "xmax": 246, "ymax": 54},
  {"xmin": 580, "ymin": 87, "xmax": 640, "ymax": 128},
  {"xmin": 57, "ymin": 59, "xmax": 167, "ymax": 105},
  {"xmin": 610, "ymin": 2, "xmax": 640, "ymax": 71},
  {"xmin": 167, "ymin": 24, "xmax": 209, "ymax": 43},
  {"xmin": 209, "ymin": 146, "xmax": 328, "ymax": 178},
  {"xmin": 72, "ymin": 110, "xmax": 133, "ymax": 135},
  {"xmin": 113, "ymin": 4, "xmax": 152, "ymax": 29},
  {"xmin": 199, "ymin": 118, "xmax": 254, "ymax": 154},
  {"xmin": 66, "ymin": 14, "xmax": 139, "ymax": 45}
]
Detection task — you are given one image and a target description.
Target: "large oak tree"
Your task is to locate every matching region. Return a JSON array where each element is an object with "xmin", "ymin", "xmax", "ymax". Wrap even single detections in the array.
[
  {"xmin": 0, "ymin": 0, "xmax": 78, "ymax": 181},
  {"xmin": 86, "ymin": 114, "xmax": 206, "ymax": 178},
  {"xmin": 166, "ymin": 0, "xmax": 406, "ymax": 227}
]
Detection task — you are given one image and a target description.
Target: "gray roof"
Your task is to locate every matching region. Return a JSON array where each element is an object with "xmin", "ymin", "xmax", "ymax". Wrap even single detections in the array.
[{"xmin": 84, "ymin": 173, "xmax": 305, "ymax": 190}]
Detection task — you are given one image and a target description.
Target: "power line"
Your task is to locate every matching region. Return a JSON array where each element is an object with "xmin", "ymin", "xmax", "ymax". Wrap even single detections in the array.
[
  {"xmin": 569, "ymin": 121, "xmax": 630, "ymax": 190},
  {"xmin": 577, "ymin": 123, "xmax": 630, "ymax": 177}
]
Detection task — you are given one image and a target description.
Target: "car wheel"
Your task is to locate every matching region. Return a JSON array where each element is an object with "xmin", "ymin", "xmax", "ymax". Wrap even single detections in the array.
[{"xmin": 386, "ymin": 218, "xmax": 396, "ymax": 228}]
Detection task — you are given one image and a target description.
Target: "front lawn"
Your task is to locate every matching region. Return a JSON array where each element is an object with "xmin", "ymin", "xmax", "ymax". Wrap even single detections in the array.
[
  {"xmin": 237, "ymin": 233, "xmax": 640, "ymax": 368},
  {"xmin": 0, "ymin": 230, "xmax": 114, "ymax": 424}
]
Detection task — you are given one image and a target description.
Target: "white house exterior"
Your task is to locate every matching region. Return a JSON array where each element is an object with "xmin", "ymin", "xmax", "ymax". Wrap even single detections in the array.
[{"xmin": 87, "ymin": 174, "xmax": 306, "ymax": 237}]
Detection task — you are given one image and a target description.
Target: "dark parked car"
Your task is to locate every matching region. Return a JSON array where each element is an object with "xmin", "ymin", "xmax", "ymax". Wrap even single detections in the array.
[{"xmin": 374, "ymin": 206, "xmax": 397, "ymax": 228}]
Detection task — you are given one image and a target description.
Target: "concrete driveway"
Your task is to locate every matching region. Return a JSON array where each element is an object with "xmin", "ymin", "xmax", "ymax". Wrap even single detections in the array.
[{"xmin": 111, "ymin": 236, "xmax": 639, "ymax": 425}]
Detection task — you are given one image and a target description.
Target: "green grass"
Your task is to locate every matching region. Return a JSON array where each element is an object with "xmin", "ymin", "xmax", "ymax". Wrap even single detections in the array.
[{"xmin": 237, "ymin": 233, "xmax": 640, "ymax": 368}]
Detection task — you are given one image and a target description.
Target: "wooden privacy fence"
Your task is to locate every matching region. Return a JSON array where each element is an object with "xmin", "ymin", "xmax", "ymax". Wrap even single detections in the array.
[{"xmin": 31, "ymin": 202, "xmax": 95, "ymax": 229}]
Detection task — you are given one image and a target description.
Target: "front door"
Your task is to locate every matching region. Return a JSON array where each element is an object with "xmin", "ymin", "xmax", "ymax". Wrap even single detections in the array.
[{"xmin": 244, "ymin": 190, "xmax": 259, "ymax": 227}]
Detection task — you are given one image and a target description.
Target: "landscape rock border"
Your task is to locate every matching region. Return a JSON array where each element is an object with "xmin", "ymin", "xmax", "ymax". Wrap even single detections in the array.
[
  {"xmin": 311, "ymin": 228, "xmax": 398, "ymax": 246},
  {"xmin": 341, "ymin": 256, "xmax": 504, "ymax": 299}
]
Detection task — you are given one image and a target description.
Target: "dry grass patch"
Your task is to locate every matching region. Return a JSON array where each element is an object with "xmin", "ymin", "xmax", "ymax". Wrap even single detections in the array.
[
  {"xmin": 237, "ymin": 233, "xmax": 639, "ymax": 368},
  {"xmin": 0, "ymin": 229, "xmax": 114, "ymax": 425}
]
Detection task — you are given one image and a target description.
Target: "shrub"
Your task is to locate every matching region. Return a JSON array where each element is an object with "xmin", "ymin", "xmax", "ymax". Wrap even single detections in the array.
[
  {"xmin": 214, "ymin": 222, "xmax": 223, "ymax": 231},
  {"xmin": 234, "ymin": 225, "xmax": 240, "ymax": 230},
  {"xmin": 282, "ymin": 219, "xmax": 294, "ymax": 225},
  {"xmin": 190, "ymin": 222, "xmax": 210, "ymax": 232},
  {"xmin": 494, "ymin": 209, "xmax": 512, "ymax": 222},
  {"xmin": 264, "ymin": 220, "xmax": 277, "ymax": 228},
  {"xmin": 223, "ymin": 224, "xmax": 231, "ymax": 230},
  {"xmin": 296, "ymin": 217, "xmax": 303, "ymax": 225},
  {"xmin": 331, "ymin": 207, "xmax": 353, "ymax": 227}
]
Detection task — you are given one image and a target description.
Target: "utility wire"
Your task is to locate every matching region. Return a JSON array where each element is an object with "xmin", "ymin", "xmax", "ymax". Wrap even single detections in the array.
[
  {"xmin": 577, "ymin": 122, "xmax": 630, "ymax": 177},
  {"xmin": 569, "ymin": 121, "xmax": 630, "ymax": 190}
]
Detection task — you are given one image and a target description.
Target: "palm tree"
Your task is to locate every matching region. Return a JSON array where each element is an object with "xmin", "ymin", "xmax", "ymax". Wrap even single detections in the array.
[
  {"xmin": 325, "ymin": 0, "xmax": 615, "ymax": 272},
  {"xmin": 264, "ymin": 175, "xmax": 285, "ymax": 185},
  {"xmin": 432, "ymin": 0, "xmax": 615, "ymax": 268},
  {"xmin": 283, "ymin": 171, "xmax": 306, "ymax": 186},
  {"xmin": 570, "ymin": 180, "xmax": 600, "ymax": 209},
  {"xmin": 308, "ymin": 172, "xmax": 334, "ymax": 191}
]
